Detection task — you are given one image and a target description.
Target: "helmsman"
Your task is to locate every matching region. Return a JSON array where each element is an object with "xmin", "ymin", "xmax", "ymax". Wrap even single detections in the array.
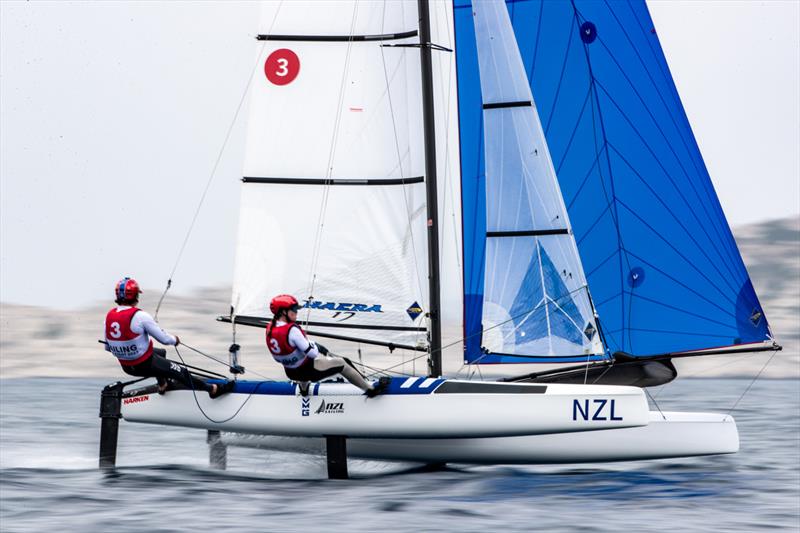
[{"xmin": 104, "ymin": 277, "xmax": 233, "ymax": 398}]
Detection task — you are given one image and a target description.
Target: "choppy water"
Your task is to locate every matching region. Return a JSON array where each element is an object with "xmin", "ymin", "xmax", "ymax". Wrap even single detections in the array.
[{"xmin": 1, "ymin": 378, "xmax": 798, "ymax": 532}]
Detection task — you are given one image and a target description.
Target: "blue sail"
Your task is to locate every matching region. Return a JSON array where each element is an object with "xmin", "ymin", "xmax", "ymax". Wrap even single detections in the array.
[
  {"xmin": 463, "ymin": 0, "xmax": 604, "ymax": 364},
  {"xmin": 456, "ymin": 0, "xmax": 772, "ymax": 362}
]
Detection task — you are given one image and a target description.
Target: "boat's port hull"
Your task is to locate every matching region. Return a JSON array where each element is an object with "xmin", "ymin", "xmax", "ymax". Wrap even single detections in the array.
[
  {"xmin": 120, "ymin": 379, "xmax": 649, "ymax": 438},
  {"xmin": 221, "ymin": 411, "xmax": 739, "ymax": 464}
]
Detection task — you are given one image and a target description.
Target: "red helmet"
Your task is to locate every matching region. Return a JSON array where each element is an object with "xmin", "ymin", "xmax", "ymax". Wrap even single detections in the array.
[
  {"xmin": 115, "ymin": 277, "xmax": 142, "ymax": 302},
  {"xmin": 270, "ymin": 294, "xmax": 300, "ymax": 315}
]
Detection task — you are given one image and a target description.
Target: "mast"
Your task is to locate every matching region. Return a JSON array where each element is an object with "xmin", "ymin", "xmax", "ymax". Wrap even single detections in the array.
[{"xmin": 417, "ymin": 0, "xmax": 443, "ymax": 377}]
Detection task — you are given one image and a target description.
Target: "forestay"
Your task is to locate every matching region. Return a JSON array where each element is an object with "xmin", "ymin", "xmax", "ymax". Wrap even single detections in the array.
[{"xmin": 232, "ymin": 1, "xmax": 430, "ymax": 348}]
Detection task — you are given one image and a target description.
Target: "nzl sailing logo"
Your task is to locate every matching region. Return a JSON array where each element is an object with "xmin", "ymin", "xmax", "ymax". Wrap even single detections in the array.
[
  {"xmin": 302, "ymin": 299, "xmax": 383, "ymax": 322},
  {"xmin": 315, "ymin": 400, "xmax": 345, "ymax": 414}
]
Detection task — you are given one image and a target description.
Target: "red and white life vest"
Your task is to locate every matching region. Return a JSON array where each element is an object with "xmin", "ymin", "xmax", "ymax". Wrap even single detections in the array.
[
  {"xmin": 105, "ymin": 307, "xmax": 153, "ymax": 365},
  {"xmin": 266, "ymin": 321, "xmax": 309, "ymax": 369}
]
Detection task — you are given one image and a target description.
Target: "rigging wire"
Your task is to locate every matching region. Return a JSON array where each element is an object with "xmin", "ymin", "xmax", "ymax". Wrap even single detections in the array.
[
  {"xmin": 304, "ymin": 3, "xmax": 361, "ymax": 319},
  {"xmin": 430, "ymin": 0, "xmax": 461, "ymax": 276},
  {"xmin": 379, "ymin": 25, "xmax": 427, "ymax": 350},
  {"xmin": 583, "ymin": 351, "xmax": 592, "ymax": 384},
  {"xmin": 726, "ymin": 348, "xmax": 779, "ymax": 416},
  {"xmin": 152, "ymin": 0, "xmax": 287, "ymax": 320},
  {"xmin": 357, "ymin": 283, "xmax": 605, "ymax": 378},
  {"xmin": 180, "ymin": 342, "xmax": 231, "ymax": 368},
  {"xmin": 651, "ymin": 350, "xmax": 760, "ymax": 400},
  {"xmin": 154, "ymin": 44, "xmax": 265, "ymax": 319},
  {"xmin": 173, "ymin": 345, "xmax": 265, "ymax": 424},
  {"xmin": 644, "ymin": 387, "xmax": 666, "ymax": 421},
  {"xmin": 335, "ymin": 353, "xmax": 414, "ymax": 378},
  {"xmin": 361, "ymin": 285, "xmax": 594, "ymax": 378},
  {"xmin": 180, "ymin": 341, "xmax": 275, "ymax": 382},
  {"xmin": 361, "ymin": 349, "xmax": 430, "ymax": 378}
]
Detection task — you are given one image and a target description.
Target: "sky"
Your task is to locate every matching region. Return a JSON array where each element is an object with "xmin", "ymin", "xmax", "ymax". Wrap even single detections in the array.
[{"xmin": 1, "ymin": 0, "xmax": 799, "ymax": 309}]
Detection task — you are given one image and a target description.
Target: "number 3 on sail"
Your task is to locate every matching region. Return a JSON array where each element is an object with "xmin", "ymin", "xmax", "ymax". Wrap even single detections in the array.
[{"xmin": 264, "ymin": 48, "xmax": 300, "ymax": 85}]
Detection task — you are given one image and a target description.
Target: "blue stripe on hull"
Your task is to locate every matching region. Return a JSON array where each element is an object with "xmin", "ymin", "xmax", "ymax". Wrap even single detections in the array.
[{"xmin": 207, "ymin": 377, "xmax": 446, "ymax": 396}]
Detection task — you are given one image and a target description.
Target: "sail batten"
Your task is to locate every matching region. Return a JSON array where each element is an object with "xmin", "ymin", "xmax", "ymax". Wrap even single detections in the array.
[
  {"xmin": 487, "ymin": 229, "xmax": 569, "ymax": 238},
  {"xmin": 242, "ymin": 176, "xmax": 425, "ymax": 186},
  {"xmin": 257, "ymin": 30, "xmax": 419, "ymax": 42},
  {"xmin": 482, "ymin": 100, "xmax": 532, "ymax": 109}
]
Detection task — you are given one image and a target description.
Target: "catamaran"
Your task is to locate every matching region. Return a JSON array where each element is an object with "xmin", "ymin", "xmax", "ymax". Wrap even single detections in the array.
[{"xmin": 99, "ymin": 0, "xmax": 780, "ymax": 477}]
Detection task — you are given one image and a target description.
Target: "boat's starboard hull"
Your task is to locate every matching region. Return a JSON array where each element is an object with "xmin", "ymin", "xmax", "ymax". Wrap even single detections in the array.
[{"xmin": 223, "ymin": 411, "xmax": 739, "ymax": 464}]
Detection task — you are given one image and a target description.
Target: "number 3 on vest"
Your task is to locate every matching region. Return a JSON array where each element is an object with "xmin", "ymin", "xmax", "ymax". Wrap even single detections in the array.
[{"xmin": 269, "ymin": 337, "xmax": 281, "ymax": 354}]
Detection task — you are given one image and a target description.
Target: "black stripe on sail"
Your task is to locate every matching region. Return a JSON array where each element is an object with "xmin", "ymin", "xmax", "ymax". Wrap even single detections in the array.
[
  {"xmin": 482, "ymin": 101, "xmax": 532, "ymax": 110},
  {"xmin": 487, "ymin": 228, "xmax": 570, "ymax": 237},
  {"xmin": 242, "ymin": 176, "xmax": 424, "ymax": 186},
  {"xmin": 257, "ymin": 30, "xmax": 418, "ymax": 42}
]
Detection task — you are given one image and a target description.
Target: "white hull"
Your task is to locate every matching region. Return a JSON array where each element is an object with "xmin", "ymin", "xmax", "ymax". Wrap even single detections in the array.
[
  {"xmin": 121, "ymin": 379, "xmax": 649, "ymax": 438},
  {"xmin": 221, "ymin": 411, "xmax": 739, "ymax": 464}
]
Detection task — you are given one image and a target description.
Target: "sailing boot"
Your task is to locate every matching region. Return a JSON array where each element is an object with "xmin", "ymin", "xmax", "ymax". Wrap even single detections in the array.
[
  {"xmin": 157, "ymin": 378, "xmax": 175, "ymax": 395},
  {"xmin": 209, "ymin": 380, "xmax": 236, "ymax": 399},
  {"xmin": 365, "ymin": 376, "xmax": 391, "ymax": 398}
]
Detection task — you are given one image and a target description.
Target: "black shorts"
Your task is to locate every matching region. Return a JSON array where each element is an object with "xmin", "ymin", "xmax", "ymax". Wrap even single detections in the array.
[
  {"xmin": 284, "ymin": 358, "xmax": 343, "ymax": 383},
  {"xmin": 121, "ymin": 348, "xmax": 211, "ymax": 392}
]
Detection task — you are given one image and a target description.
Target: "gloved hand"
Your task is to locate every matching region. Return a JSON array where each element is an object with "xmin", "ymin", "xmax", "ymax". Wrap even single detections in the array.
[{"xmin": 316, "ymin": 342, "xmax": 329, "ymax": 355}]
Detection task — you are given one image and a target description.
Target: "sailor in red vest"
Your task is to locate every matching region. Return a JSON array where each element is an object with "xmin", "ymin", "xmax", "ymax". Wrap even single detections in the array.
[
  {"xmin": 104, "ymin": 277, "xmax": 234, "ymax": 398},
  {"xmin": 266, "ymin": 294, "xmax": 389, "ymax": 397}
]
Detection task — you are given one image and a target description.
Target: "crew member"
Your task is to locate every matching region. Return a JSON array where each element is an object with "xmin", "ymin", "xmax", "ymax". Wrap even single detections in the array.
[
  {"xmin": 104, "ymin": 277, "xmax": 234, "ymax": 398},
  {"xmin": 266, "ymin": 294, "xmax": 389, "ymax": 397}
]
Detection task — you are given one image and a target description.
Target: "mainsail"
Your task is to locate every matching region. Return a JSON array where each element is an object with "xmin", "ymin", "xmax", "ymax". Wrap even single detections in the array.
[
  {"xmin": 457, "ymin": 0, "xmax": 774, "ymax": 363},
  {"xmin": 232, "ymin": 2, "xmax": 429, "ymax": 348},
  {"xmin": 230, "ymin": 1, "xmax": 462, "ymax": 353}
]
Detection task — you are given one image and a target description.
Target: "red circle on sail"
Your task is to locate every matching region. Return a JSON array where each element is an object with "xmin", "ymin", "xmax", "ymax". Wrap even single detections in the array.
[{"xmin": 264, "ymin": 49, "xmax": 300, "ymax": 85}]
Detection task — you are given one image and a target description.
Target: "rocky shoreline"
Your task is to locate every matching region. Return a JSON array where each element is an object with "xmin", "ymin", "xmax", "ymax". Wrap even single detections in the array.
[{"xmin": 1, "ymin": 217, "xmax": 797, "ymax": 379}]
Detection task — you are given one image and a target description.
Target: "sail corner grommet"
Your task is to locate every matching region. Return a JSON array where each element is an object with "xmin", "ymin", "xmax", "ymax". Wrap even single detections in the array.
[
  {"xmin": 580, "ymin": 21, "xmax": 598, "ymax": 44},
  {"xmin": 628, "ymin": 267, "xmax": 646, "ymax": 288}
]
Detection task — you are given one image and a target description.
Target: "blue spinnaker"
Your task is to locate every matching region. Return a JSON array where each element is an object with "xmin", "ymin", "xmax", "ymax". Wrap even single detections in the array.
[{"xmin": 456, "ymin": 0, "xmax": 772, "ymax": 362}]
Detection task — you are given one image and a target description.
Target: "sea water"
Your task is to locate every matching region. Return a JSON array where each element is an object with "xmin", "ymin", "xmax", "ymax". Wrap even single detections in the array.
[{"xmin": 1, "ymin": 378, "xmax": 798, "ymax": 532}]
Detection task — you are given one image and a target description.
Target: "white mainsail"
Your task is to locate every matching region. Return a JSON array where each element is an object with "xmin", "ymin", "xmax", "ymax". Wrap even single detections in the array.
[{"xmin": 231, "ymin": 1, "xmax": 461, "ymax": 351}]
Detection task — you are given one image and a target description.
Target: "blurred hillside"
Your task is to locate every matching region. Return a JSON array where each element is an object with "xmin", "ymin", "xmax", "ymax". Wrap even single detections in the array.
[
  {"xmin": 1, "ymin": 216, "xmax": 798, "ymax": 379},
  {"xmin": 673, "ymin": 216, "xmax": 799, "ymax": 378}
]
